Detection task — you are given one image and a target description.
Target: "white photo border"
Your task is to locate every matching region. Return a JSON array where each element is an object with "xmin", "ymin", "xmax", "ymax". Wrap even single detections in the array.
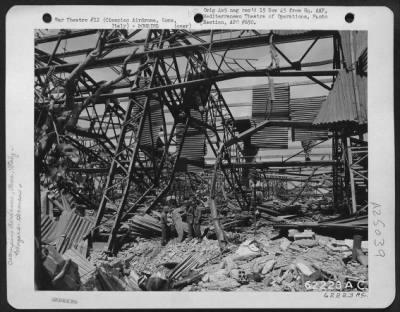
[{"xmin": 6, "ymin": 5, "xmax": 395, "ymax": 309}]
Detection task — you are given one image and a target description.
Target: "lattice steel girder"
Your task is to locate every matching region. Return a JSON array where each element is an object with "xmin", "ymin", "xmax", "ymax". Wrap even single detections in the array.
[
  {"xmin": 169, "ymin": 39, "xmax": 251, "ymax": 210},
  {"xmin": 141, "ymin": 118, "xmax": 190, "ymax": 215},
  {"xmin": 92, "ymin": 30, "xmax": 193, "ymax": 253},
  {"xmin": 222, "ymin": 160, "xmax": 337, "ymax": 169},
  {"xmin": 94, "ymin": 31, "xmax": 163, "ymax": 247},
  {"xmin": 203, "ymin": 85, "xmax": 249, "ymax": 209},
  {"xmin": 36, "ymin": 30, "xmax": 232, "ymax": 58},
  {"xmin": 35, "ymin": 30, "xmax": 337, "ymax": 75},
  {"xmin": 44, "ymin": 69, "xmax": 338, "ymax": 105},
  {"xmin": 35, "ymin": 28, "xmax": 342, "ymax": 255},
  {"xmin": 332, "ymin": 131, "xmax": 345, "ymax": 211}
]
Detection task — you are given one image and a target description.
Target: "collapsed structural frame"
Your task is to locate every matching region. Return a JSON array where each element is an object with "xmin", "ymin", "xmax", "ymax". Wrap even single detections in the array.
[{"xmin": 34, "ymin": 29, "xmax": 366, "ymax": 254}]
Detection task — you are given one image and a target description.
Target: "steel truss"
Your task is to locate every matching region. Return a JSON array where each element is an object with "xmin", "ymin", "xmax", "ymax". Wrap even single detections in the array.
[{"xmin": 35, "ymin": 29, "xmax": 347, "ymax": 253}]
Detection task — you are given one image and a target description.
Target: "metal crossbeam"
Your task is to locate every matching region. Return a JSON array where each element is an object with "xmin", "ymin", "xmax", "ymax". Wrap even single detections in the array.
[{"xmin": 35, "ymin": 30, "xmax": 336, "ymax": 74}]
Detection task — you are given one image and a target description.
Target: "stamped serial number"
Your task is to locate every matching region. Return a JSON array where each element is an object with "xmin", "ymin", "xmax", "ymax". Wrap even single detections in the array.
[{"xmin": 305, "ymin": 280, "xmax": 368, "ymax": 291}]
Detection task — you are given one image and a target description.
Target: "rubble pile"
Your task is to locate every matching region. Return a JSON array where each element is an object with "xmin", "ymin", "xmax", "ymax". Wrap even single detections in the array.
[
  {"xmin": 187, "ymin": 229, "xmax": 368, "ymax": 292},
  {"xmin": 34, "ymin": 29, "xmax": 369, "ymax": 295},
  {"xmin": 77, "ymin": 223, "xmax": 368, "ymax": 292},
  {"xmin": 38, "ymin": 186, "xmax": 368, "ymax": 292}
]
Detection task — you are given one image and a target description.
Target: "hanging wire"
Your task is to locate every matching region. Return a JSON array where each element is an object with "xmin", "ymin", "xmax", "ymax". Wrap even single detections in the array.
[{"xmin": 264, "ymin": 32, "xmax": 281, "ymax": 120}]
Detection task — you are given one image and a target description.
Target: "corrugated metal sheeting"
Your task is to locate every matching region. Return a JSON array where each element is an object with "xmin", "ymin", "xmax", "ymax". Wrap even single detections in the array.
[
  {"xmin": 252, "ymin": 84, "xmax": 290, "ymax": 119},
  {"xmin": 290, "ymin": 96, "xmax": 329, "ymax": 141},
  {"xmin": 42, "ymin": 210, "xmax": 94, "ymax": 255},
  {"xmin": 312, "ymin": 31, "xmax": 367, "ymax": 126},
  {"xmin": 313, "ymin": 69, "xmax": 367, "ymax": 125},
  {"xmin": 132, "ymin": 95, "xmax": 163, "ymax": 148},
  {"xmin": 340, "ymin": 31, "xmax": 367, "ymax": 71},
  {"xmin": 252, "ymin": 126, "xmax": 289, "ymax": 149},
  {"xmin": 357, "ymin": 48, "xmax": 367, "ymax": 74},
  {"xmin": 251, "ymin": 84, "xmax": 289, "ymax": 149},
  {"xmin": 41, "ymin": 214, "xmax": 60, "ymax": 244},
  {"xmin": 54, "ymin": 211, "xmax": 94, "ymax": 254},
  {"xmin": 176, "ymin": 110, "xmax": 206, "ymax": 172}
]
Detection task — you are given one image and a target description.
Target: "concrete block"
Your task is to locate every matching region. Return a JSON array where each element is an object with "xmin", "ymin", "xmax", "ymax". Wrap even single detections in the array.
[
  {"xmin": 294, "ymin": 231, "xmax": 315, "ymax": 240},
  {"xmin": 279, "ymin": 237, "xmax": 291, "ymax": 251}
]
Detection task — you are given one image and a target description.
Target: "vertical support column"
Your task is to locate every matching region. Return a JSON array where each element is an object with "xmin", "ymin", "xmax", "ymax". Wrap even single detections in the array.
[
  {"xmin": 332, "ymin": 131, "xmax": 339, "ymax": 211},
  {"xmin": 346, "ymin": 137, "xmax": 357, "ymax": 214},
  {"xmin": 332, "ymin": 130, "xmax": 346, "ymax": 213},
  {"xmin": 349, "ymin": 32, "xmax": 362, "ymax": 123},
  {"xmin": 93, "ymin": 30, "xmax": 167, "ymax": 254},
  {"xmin": 106, "ymin": 55, "xmax": 163, "ymax": 254}
]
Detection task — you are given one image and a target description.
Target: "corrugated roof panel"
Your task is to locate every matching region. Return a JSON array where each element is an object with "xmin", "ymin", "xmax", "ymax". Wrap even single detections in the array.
[
  {"xmin": 252, "ymin": 84, "xmax": 290, "ymax": 120},
  {"xmin": 41, "ymin": 215, "xmax": 59, "ymax": 244},
  {"xmin": 132, "ymin": 95, "xmax": 163, "ymax": 148},
  {"xmin": 290, "ymin": 96, "xmax": 327, "ymax": 122},
  {"xmin": 290, "ymin": 96, "xmax": 328, "ymax": 141},
  {"xmin": 251, "ymin": 126, "xmax": 289, "ymax": 149},
  {"xmin": 358, "ymin": 49, "xmax": 368, "ymax": 74},
  {"xmin": 340, "ymin": 31, "xmax": 367, "ymax": 70},
  {"xmin": 176, "ymin": 110, "xmax": 206, "ymax": 172},
  {"xmin": 251, "ymin": 84, "xmax": 289, "ymax": 149},
  {"xmin": 53, "ymin": 211, "xmax": 94, "ymax": 254},
  {"xmin": 293, "ymin": 128, "xmax": 328, "ymax": 141},
  {"xmin": 313, "ymin": 69, "xmax": 367, "ymax": 125}
]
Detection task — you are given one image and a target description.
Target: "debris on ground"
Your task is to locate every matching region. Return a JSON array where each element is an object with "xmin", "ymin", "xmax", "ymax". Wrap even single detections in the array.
[
  {"xmin": 38, "ymin": 192, "xmax": 369, "ymax": 292},
  {"xmin": 34, "ymin": 29, "xmax": 369, "ymax": 293}
]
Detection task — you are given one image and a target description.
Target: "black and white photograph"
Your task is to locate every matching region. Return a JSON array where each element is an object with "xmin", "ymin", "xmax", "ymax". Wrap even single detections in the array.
[
  {"xmin": 34, "ymin": 28, "xmax": 369, "ymax": 292},
  {"xmin": 5, "ymin": 5, "xmax": 395, "ymax": 309}
]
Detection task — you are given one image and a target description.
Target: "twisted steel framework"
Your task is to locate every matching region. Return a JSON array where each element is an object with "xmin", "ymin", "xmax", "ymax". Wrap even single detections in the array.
[{"xmin": 35, "ymin": 29, "xmax": 356, "ymax": 253}]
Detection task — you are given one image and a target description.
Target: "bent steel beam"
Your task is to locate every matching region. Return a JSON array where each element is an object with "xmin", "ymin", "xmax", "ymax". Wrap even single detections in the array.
[
  {"xmin": 208, "ymin": 119, "xmax": 333, "ymax": 250},
  {"xmin": 35, "ymin": 30, "xmax": 336, "ymax": 74},
  {"xmin": 41, "ymin": 69, "xmax": 338, "ymax": 105},
  {"xmin": 222, "ymin": 160, "xmax": 337, "ymax": 169}
]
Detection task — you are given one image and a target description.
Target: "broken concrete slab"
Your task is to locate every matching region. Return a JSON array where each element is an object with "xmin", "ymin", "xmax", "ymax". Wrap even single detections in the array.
[
  {"xmin": 232, "ymin": 239, "xmax": 262, "ymax": 261},
  {"xmin": 294, "ymin": 230, "xmax": 315, "ymax": 240},
  {"xmin": 261, "ymin": 259, "xmax": 277, "ymax": 275},
  {"xmin": 295, "ymin": 260, "xmax": 314, "ymax": 276},
  {"xmin": 288, "ymin": 229, "xmax": 300, "ymax": 239},
  {"xmin": 279, "ymin": 237, "xmax": 291, "ymax": 251},
  {"xmin": 293, "ymin": 239, "xmax": 319, "ymax": 248}
]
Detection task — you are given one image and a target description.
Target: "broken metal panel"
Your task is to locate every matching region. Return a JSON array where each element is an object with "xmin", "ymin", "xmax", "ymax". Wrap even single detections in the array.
[
  {"xmin": 292, "ymin": 129, "xmax": 328, "ymax": 141},
  {"xmin": 339, "ymin": 31, "xmax": 368, "ymax": 70},
  {"xmin": 132, "ymin": 95, "xmax": 163, "ymax": 148},
  {"xmin": 34, "ymin": 28, "xmax": 365, "ymax": 259},
  {"xmin": 31, "ymin": 28, "xmax": 373, "ymax": 293},
  {"xmin": 128, "ymin": 214, "xmax": 162, "ymax": 237},
  {"xmin": 174, "ymin": 68, "xmax": 212, "ymax": 174},
  {"xmin": 290, "ymin": 96, "xmax": 329, "ymax": 141},
  {"xmin": 313, "ymin": 69, "xmax": 367, "ymax": 126},
  {"xmin": 41, "ymin": 215, "xmax": 59, "ymax": 244},
  {"xmin": 41, "ymin": 211, "xmax": 94, "ymax": 255},
  {"xmin": 251, "ymin": 84, "xmax": 290, "ymax": 149},
  {"xmin": 251, "ymin": 127, "xmax": 289, "ymax": 149},
  {"xmin": 55, "ymin": 211, "xmax": 94, "ymax": 254},
  {"xmin": 176, "ymin": 113, "xmax": 207, "ymax": 172},
  {"xmin": 290, "ymin": 96, "xmax": 327, "ymax": 122},
  {"xmin": 252, "ymin": 84, "xmax": 290, "ymax": 120}
]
